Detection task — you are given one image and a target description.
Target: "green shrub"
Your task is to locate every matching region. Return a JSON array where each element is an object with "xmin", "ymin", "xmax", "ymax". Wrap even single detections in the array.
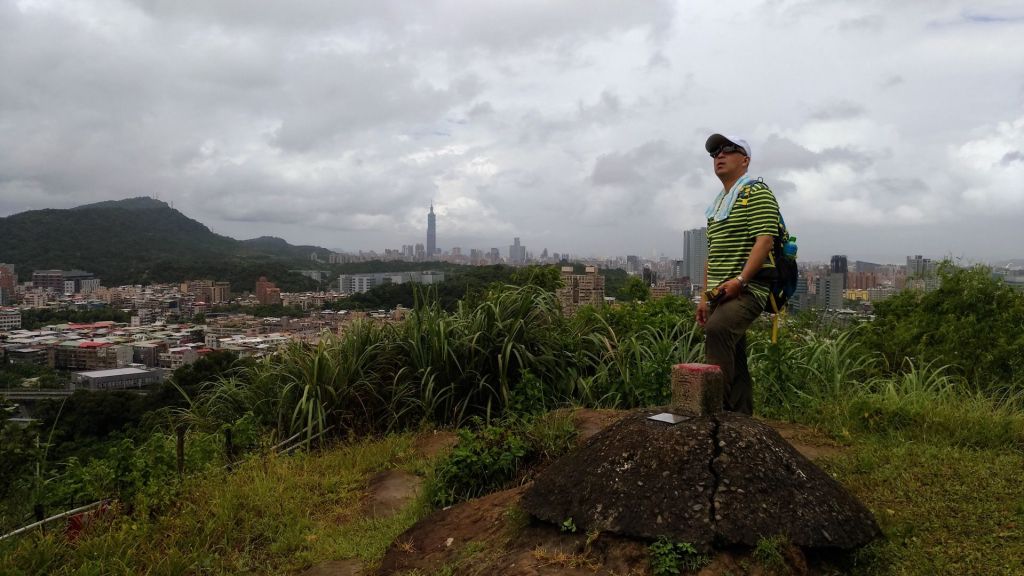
[
  {"xmin": 522, "ymin": 410, "xmax": 578, "ymax": 460},
  {"xmin": 426, "ymin": 412, "xmax": 579, "ymax": 508},
  {"xmin": 648, "ymin": 537, "xmax": 709, "ymax": 575},
  {"xmin": 427, "ymin": 421, "xmax": 531, "ymax": 507},
  {"xmin": 753, "ymin": 534, "xmax": 789, "ymax": 573},
  {"xmin": 858, "ymin": 264, "xmax": 1024, "ymax": 394}
]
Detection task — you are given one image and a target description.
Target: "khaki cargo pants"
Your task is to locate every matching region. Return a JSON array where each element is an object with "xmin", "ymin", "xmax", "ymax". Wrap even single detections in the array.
[{"xmin": 705, "ymin": 290, "xmax": 764, "ymax": 415}]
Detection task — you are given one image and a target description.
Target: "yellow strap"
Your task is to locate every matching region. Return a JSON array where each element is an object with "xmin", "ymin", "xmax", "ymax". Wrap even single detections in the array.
[{"xmin": 770, "ymin": 293, "xmax": 780, "ymax": 344}]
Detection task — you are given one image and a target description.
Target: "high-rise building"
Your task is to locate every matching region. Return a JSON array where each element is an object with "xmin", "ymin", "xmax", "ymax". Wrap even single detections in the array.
[
  {"xmin": 32, "ymin": 270, "xmax": 66, "ymax": 293},
  {"xmin": 906, "ymin": 255, "xmax": 935, "ymax": 278},
  {"xmin": 556, "ymin": 266, "xmax": 605, "ymax": 315},
  {"xmin": 830, "ymin": 255, "xmax": 848, "ymax": 290},
  {"xmin": 255, "ymin": 276, "xmax": 281, "ymax": 306},
  {"xmin": 790, "ymin": 274, "xmax": 810, "ymax": 311},
  {"xmin": 671, "ymin": 260, "xmax": 685, "ymax": 280},
  {"xmin": 426, "ymin": 204, "xmax": 437, "ymax": 258},
  {"xmin": 626, "ymin": 255, "xmax": 641, "ymax": 275},
  {"xmin": 31, "ymin": 269, "xmax": 98, "ymax": 295},
  {"xmin": 814, "ymin": 272, "xmax": 845, "ymax": 310},
  {"xmin": 509, "ymin": 237, "xmax": 527, "ymax": 264},
  {"xmin": 0, "ymin": 264, "xmax": 16, "ymax": 306},
  {"xmin": 683, "ymin": 227, "xmax": 708, "ymax": 288}
]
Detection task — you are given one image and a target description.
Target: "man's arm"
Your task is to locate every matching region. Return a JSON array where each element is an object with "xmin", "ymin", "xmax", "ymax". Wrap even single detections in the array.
[
  {"xmin": 741, "ymin": 235, "xmax": 774, "ymax": 281},
  {"xmin": 721, "ymin": 235, "xmax": 773, "ymax": 300}
]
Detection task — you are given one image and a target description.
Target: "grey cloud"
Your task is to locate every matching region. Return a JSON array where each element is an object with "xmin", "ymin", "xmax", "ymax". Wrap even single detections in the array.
[
  {"xmin": 838, "ymin": 14, "xmax": 885, "ymax": 32},
  {"xmin": 269, "ymin": 55, "xmax": 464, "ymax": 151},
  {"xmin": 809, "ymin": 101, "xmax": 866, "ymax": 121},
  {"xmin": 467, "ymin": 101, "xmax": 495, "ymax": 119},
  {"xmin": 865, "ymin": 177, "xmax": 930, "ymax": 203},
  {"xmin": 2, "ymin": 0, "xmax": 1023, "ymax": 263},
  {"xmin": 591, "ymin": 140, "xmax": 684, "ymax": 190},
  {"xmin": 881, "ymin": 75, "xmax": 904, "ymax": 89},
  {"xmin": 646, "ymin": 50, "xmax": 671, "ymax": 70},
  {"xmin": 133, "ymin": 0, "xmax": 674, "ymax": 52},
  {"xmin": 757, "ymin": 135, "xmax": 874, "ymax": 173},
  {"xmin": 1000, "ymin": 151, "xmax": 1024, "ymax": 165}
]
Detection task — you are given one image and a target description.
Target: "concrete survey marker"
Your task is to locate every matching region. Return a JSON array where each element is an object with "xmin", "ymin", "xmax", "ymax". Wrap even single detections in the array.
[{"xmin": 521, "ymin": 408, "xmax": 880, "ymax": 552}]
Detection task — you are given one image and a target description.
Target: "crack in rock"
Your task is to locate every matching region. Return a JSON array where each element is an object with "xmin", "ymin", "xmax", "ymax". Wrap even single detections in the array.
[{"xmin": 707, "ymin": 414, "xmax": 722, "ymax": 528}]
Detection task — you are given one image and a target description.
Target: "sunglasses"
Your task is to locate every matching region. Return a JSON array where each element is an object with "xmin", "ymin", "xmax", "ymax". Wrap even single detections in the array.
[{"xmin": 709, "ymin": 145, "xmax": 747, "ymax": 158}]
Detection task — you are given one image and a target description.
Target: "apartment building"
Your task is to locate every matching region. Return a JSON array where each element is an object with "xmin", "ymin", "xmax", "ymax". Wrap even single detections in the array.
[{"xmin": 556, "ymin": 266, "xmax": 605, "ymax": 316}]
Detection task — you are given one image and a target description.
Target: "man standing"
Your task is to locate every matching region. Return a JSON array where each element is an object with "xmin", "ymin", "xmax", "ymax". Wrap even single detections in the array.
[{"xmin": 696, "ymin": 134, "xmax": 779, "ymax": 415}]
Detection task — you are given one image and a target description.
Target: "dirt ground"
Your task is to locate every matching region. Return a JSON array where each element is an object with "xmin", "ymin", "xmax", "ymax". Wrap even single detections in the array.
[{"xmin": 306, "ymin": 411, "xmax": 846, "ymax": 575}]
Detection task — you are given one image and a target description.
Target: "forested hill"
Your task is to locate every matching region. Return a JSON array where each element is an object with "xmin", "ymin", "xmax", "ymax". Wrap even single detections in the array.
[{"xmin": 0, "ymin": 197, "xmax": 329, "ymax": 290}]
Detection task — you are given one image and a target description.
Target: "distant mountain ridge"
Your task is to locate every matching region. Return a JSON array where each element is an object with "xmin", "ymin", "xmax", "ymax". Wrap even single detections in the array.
[{"xmin": 0, "ymin": 197, "xmax": 330, "ymax": 290}]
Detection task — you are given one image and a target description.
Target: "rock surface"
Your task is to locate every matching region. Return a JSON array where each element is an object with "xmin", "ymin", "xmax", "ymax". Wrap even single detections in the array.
[
  {"xmin": 521, "ymin": 408, "xmax": 880, "ymax": 551},
  {"xmin": 712, "ymin": 412, "xmax": 880, "ymax": 548},
  {"xmin": 521, "ymin": 410, "xmax": 717, "ymax": 546}
]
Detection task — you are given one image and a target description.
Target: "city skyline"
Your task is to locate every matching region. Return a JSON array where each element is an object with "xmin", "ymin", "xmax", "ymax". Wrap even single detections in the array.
[{"xmin": 1, "ymin": 2, "xmax": 1023, "ymax": 263}]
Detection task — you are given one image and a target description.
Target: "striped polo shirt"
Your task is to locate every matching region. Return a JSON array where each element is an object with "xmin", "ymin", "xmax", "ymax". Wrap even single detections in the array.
[{"xmin": 707, "ymin": 179, "xmax": 780, "ymax": 306}]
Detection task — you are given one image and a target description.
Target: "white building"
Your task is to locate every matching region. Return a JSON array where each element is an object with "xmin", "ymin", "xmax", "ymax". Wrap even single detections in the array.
[
  {"xmin": 0, "ymin": 308, "xmax": 21, "ymax": 331},
  {"xmin": 74, "ymin": 367, "xmax": 164, "ymax": 390},
  {"xmin": 337, "ymin": 271, "xmax": 446, "ymax": 294}
]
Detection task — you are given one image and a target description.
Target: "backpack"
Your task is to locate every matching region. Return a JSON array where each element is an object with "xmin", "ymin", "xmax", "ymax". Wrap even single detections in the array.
[
  {"xmin": 763, "ymin": 213, "xmax": 799, "ymax": 313},
  {"xmin": 744, "ymin": 180, "xmax": 798, "ymax": 337}
]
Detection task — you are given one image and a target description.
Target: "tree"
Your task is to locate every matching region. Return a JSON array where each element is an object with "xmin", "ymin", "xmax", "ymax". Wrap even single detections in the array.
[
  {"xmin": 510, "ymin": 265, "xmax": 563, "ymax": 292},
  {"xmin": 620, "ymin": 276, "xmax": 651, "ymax": 302},
  {"xmin": 859, "ymin": 264, "xmax": 1024, "ymax": 393}
]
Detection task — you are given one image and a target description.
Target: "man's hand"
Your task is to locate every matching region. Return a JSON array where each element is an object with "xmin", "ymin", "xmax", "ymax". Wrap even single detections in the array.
[
  {"xmin": 696, "ymin": 300, "xmax": 709, "ymax": 327},
  {"xmin": 720, "ymin": 278, "xmax": 743, "ymax": 301}
]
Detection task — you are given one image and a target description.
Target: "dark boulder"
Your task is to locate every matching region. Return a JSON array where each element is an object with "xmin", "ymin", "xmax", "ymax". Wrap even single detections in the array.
[
  {"xmin": 712, "ymin": 412, "xmax": 880, "ymax": 548},
  {"xmin": 521, "ymin": 409, "xmax": 716, "ymax": 546},
  {"xmin": 521, "ymin": 408, "xmax": 880, "ymax": 551}
]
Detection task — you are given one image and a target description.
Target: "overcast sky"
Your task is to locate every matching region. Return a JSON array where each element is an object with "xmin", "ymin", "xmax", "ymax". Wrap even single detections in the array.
[{"xmin": 2, "ymin": 0, "xmax": 1023, "ymax": 264}]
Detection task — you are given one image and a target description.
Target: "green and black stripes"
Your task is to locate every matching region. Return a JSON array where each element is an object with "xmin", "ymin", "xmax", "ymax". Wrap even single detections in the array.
[{"xmin": 707, "ymin": 181, "xmax": 780, "ymax": 304}]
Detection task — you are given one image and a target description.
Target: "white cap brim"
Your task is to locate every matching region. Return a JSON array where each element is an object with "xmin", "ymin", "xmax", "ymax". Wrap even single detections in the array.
[{"xmin": 705, "ymin": 133, "xmax": 751, "ymax": 157}]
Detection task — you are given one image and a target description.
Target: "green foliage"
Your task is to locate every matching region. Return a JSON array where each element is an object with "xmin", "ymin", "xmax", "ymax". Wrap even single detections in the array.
[
  {"xmin": 0, "ymin": 434, "xmax": 426, "ymax": 575},
  {"xmin": 175, "ymin": 288, "xmax": 708, "ymax": 449},
  {"xmin": 753, "ymin": 534, "xmax": 790, "ymax": 573},
  {"xmin": 619, "ymin": 276, "xmax": 651, "ymax": 302},
  {"xmin": 0, "ymin": 363, "xmax": 68, "ymax": 389},
  {"xmin": 0, "ymin": 197, "xmax": 322, "ymax": 290},
  {"xmin": 750, "ymin": 323, "xmax": 1024, "ymax": 450},
  {"xmin": 648, "ymin": 537, "xmax": 710, "ymax": 575},
  {"xmin": 327, "ymin": 264, "xmax": 562, "ymax": 312},
  {"xmin": 509, "ymin": 265, "xmax": 563, "ymax": 292},
  {"xmin": 428, "ymin": 421, "xmax": 530, "ymax": 507},
  {"xmin": 521, "ymin": 410, "xmax": 578, "ymax": 460},
  {"xmin": 859, "ymin": 264, "xmax": 1024, "ymax": 394},
  {"xmin": 823, "ymin": 437, "xmax": 1024, "ymax": 575},
  {"xmin": 561, "ymin": 517, "xmax": 577, "ymax": 533},
  {"xmin": 427, "ymin": 412, "xmax": 577, "ymax": 508},
  {"xmin": 0, "ymin": 418, "xmax": 39, "ymax": 500},
  {"xmin": 18, "ymin": 307, "xmax": 132, "ymax": 330}
]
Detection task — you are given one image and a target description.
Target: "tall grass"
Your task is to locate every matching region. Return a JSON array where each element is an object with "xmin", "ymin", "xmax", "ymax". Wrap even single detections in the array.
[
  {"xmin": 182, "ymin": 287, "xmax": 708, "ymax": 446},
  {"xmin": 751, "ymin": 323, "xmax": 1024, "ymax": 450},
  {"xmin": 177, "ymin": 285, "xmax": 1021, "ymax": 453}
]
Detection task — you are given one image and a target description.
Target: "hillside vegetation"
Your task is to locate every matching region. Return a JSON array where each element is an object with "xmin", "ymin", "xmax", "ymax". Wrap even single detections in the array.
[
  {"xmin": 0, "ymin": 197, "xmax": 328, "ymax": 290},
  {"xmin": 1, "ymin": 266, "xmax": 1022, "ymax": 575}
]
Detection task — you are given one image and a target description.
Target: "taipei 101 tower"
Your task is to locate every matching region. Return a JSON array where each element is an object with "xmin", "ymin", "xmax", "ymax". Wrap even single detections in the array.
[{"xmin": 426, "ymin": 203, "xmax": 436, "ymax": 257}]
